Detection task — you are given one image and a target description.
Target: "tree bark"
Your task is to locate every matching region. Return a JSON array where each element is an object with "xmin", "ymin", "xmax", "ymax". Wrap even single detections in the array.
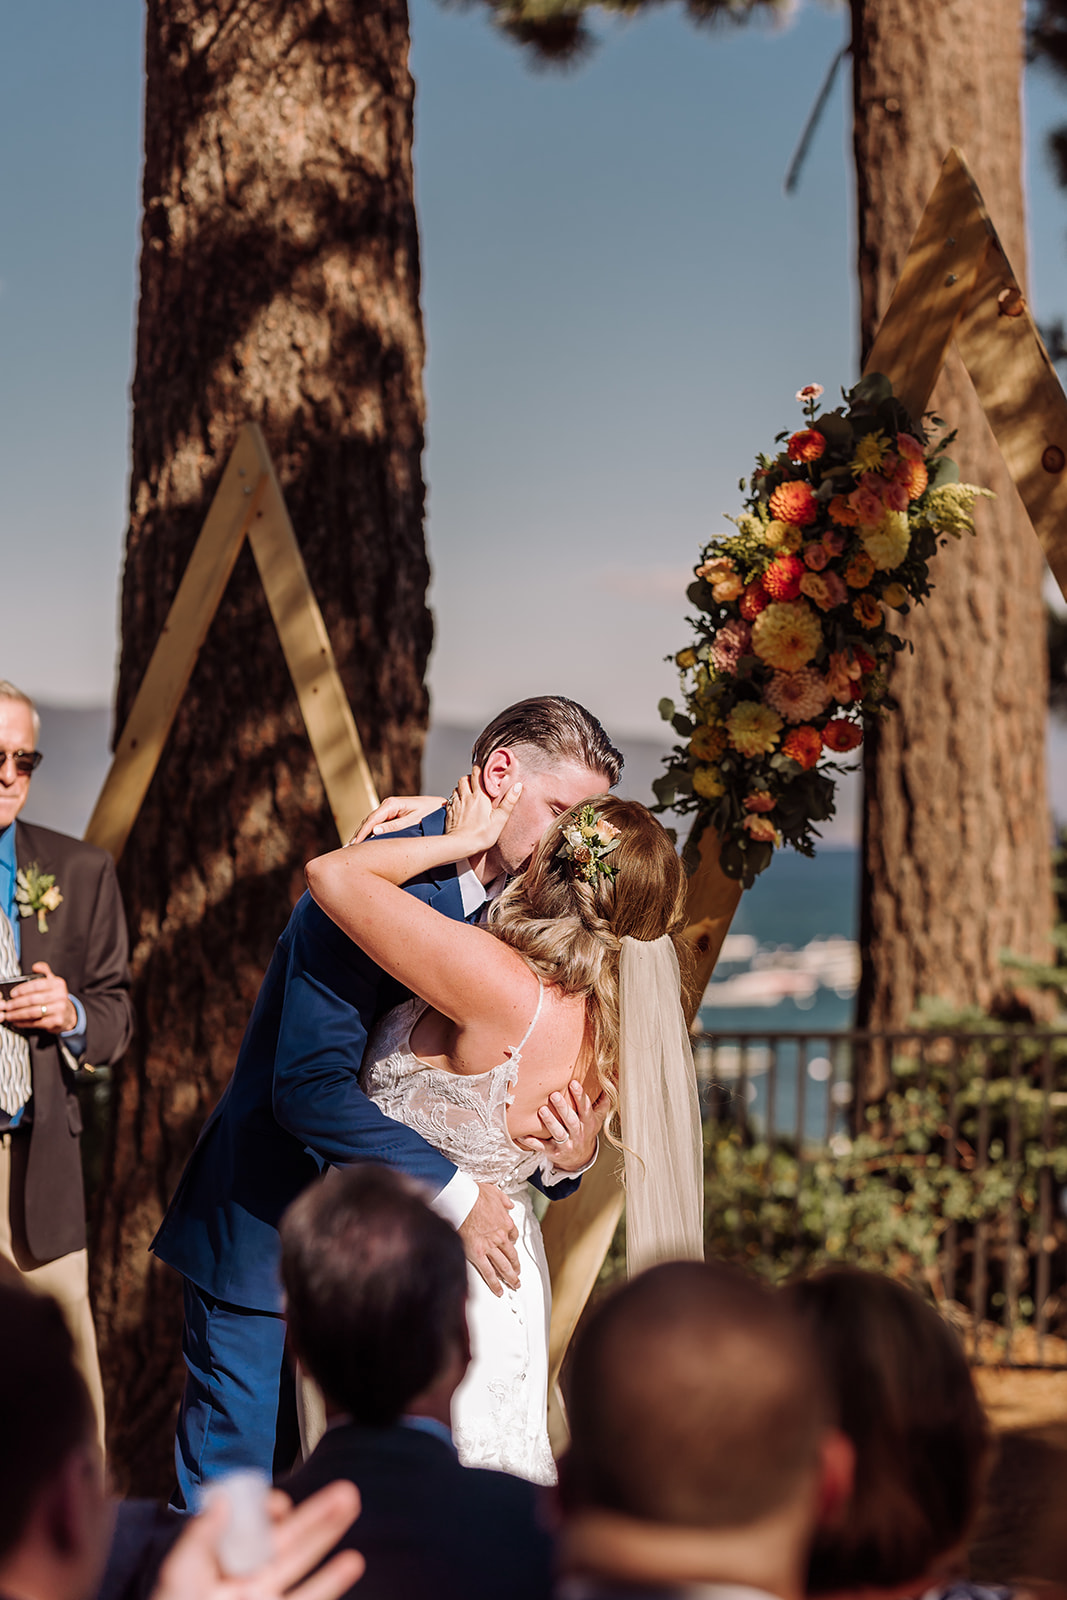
[
  {"xmin": 851, "ymin": 0, "xmax": 1053, "ymax": 1038},
  {"xmin": 92, "ymin": 0, "xmax": 430, "ymax": 1494}
]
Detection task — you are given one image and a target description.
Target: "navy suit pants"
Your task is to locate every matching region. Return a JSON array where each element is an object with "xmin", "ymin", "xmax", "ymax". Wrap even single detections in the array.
[{"xmin": 174, "ymin": 1279, "xmax": 300, "ymax": 1509}]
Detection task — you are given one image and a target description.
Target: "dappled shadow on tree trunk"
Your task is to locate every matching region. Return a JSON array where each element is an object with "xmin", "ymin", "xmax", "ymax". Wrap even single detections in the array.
[{"xmin": 92, "ymin": 0, "xmax": 430, "ymax": 1494}]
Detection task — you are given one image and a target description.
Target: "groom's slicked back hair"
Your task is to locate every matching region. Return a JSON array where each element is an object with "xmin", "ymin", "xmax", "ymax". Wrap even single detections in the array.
[
  {"xmin": 280, "ymin": 1165, "xmax": 468, "ymax": 1427},
  {"xmin": 472, "ymin": 697, "xmax": 623, "ymax": 787}
]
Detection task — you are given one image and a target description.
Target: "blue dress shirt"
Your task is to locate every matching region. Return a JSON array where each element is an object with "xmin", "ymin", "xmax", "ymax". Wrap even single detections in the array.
[{"xmin": 0, "ymin": 822, "xmax": 87, "ymax": 1053}]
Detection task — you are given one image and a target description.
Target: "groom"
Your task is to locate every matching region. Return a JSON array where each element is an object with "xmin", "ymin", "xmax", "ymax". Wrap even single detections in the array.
[{"xmin": 153, "ymin": 695, "xmax": 623, "ymax": 1504}]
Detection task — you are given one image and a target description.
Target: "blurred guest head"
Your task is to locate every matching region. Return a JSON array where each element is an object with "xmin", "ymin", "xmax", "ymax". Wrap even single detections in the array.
[
  {"xmin": 0, "ymin": 1282, "xmax": 110, "ymax": 1600},
  {"xmin": 558, "ymin": 1261, "xmax": 851, "ymax": 1598},
  {"xmin": 786, "ymin": 1267, "xmax": 991, "ymax": 1596},
  {"xmin": 279, "ymin": 1164, "xmax": 469, "ymax": 1428}
]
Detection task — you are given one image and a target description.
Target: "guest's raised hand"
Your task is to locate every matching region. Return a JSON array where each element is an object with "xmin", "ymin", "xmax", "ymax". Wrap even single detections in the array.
[
  {"xmin": 347, "ymin": 795, "xmax": 446, "ymax": 844},
  {"xmin": 445, "ymin": 768, "xmax": 522, "ymax": 856},
  {"xmin": 150, "ymin": 1481, "xmax": 363, "ymax": 1600},
  {"xmin": 516, "ymin": 1079, "xmax": 609, "ymax": 1172}
]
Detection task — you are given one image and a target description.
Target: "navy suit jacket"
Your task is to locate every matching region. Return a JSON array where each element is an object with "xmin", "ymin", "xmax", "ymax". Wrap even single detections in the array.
[
  {"xmin": 282, "ymin": 1420, "xmax": 553, "ymax": 1600},
  {"xmin": 152, "ymin": 812, "xmax": 577, "ymax": 1312}
]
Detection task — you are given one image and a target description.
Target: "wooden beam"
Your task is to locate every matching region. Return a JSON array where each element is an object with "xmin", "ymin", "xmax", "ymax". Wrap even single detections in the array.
[
  {"xmin": 84, "ymin": 427, "xmax": 269, "ymax": 859},
  {"xmin": 244, "ymin": 427, "xmax": 379, "ymax": 843},
  {"xmin": 953, "ymin": 235, "xmax": 1067, "ymax": 601},
  {"xmin": 84, "ymin": 424, "xmax": 380, "ymax": 862},
  {"xmin": 862, "ymin": 147, "xmax": 995, "ymax": 420}
]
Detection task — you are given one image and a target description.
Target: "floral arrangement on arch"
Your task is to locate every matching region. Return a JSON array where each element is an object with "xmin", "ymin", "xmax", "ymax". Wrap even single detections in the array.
[{"xmin": 654, "ymin": 374, "xmax": 992, "ymax": 887}]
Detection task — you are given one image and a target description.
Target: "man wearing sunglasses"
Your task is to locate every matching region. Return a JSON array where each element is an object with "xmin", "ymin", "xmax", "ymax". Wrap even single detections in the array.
[{"xmin": 0, "ymin": 680, "xmax": 133, "ymax": 1445}]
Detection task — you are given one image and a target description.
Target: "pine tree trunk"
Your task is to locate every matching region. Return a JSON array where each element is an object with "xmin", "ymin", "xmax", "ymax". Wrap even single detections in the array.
[
  {"xmin": 92, "ymin": 0, "xmax": 430, "ymax": 1494},
  {"xmin": 851, "ymin": 0, "xmax": 1052, "ymax": 1042}
]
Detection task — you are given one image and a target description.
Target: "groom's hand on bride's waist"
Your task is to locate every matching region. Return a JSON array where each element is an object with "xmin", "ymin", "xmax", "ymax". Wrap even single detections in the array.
[{"xmin": 459, "ymin": 1183, "xmax": 521, "ymax": 1296}]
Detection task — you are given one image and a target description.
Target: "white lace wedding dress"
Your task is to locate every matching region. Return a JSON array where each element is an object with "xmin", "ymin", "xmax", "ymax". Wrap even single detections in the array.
[{"xmin": 361, "ymin": 984, "xmax": 557, "ymax": 1486}]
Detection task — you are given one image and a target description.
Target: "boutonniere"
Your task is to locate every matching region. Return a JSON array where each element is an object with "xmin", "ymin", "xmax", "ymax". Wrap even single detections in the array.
[{"xmin": 15, "ymin": 865, "xmax": 63, "ymax": 933}]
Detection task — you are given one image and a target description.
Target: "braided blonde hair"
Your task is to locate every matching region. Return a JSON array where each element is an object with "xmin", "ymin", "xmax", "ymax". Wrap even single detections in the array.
[{"xmin": 488, "ymin": 796, "xmax": 690, "ymax": 1139}]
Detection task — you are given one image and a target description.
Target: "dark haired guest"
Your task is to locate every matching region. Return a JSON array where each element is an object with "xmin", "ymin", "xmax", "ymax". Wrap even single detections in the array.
[
  {"xmin": 279, "ymin": 1163, "xmax": 553, "ymax": 1600},
  {"xmin": 786, "ymin": 1268, "xmax": 992, "ymax": 1598},
  {"xmin": 556, "ymin": 1260, "xmax": 853, "ymax": 1598},
  {"xmin": 0, "ymin": 1279, "xmax": 362, "ymax": 1600}
]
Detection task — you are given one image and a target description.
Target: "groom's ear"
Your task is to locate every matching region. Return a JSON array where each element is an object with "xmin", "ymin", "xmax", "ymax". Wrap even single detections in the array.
[{"xmin": 480, "ymin": 747, "xmax": 516, "ymax": 799}]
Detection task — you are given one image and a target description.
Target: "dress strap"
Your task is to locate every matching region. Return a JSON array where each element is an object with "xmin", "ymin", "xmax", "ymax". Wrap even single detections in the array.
[{"xmin": 507, "ymin": 977, "xmax": 544, "ymax": 1065}]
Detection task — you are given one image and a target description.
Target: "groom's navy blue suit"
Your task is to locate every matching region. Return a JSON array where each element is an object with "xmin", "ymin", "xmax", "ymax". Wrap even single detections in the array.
[{"xmin": 152, "ymin": 811, "xmax": 578, "ymax": 1502}]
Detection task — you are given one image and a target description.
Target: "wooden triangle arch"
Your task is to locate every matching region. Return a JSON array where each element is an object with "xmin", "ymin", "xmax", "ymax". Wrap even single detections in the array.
[
  {"xmin": 540, "ymin": 145, "xmax": 1067, "ymax": 1446},
  {"xmin": 84, "ymin": 423, "xmax": 378, "ymax": 859},
  {"xmin": 83, "ymin": 147, "xmax": 1067, "ymax": 1451}
]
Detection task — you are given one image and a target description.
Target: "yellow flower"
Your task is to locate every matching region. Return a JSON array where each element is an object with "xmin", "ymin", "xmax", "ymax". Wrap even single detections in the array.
[
  {"xmin": 882, "ymin": 582, "xmax": 909, "ymax": 610},
  {"xmin": 690, "ymin": 723, "xmax": 727, "ymax": 762},
  {"xmin": 860, "ymin": 510, "xmax": 911, "ymax": 571},
  {"xmin": 726, "ymin": 702, "xmax": 784, "ymax": 758},
  {"xmin": 751, "ymin": 601, "xmax": 823, "ymax": 672},
  {"xmin": 849, "ymin": 430, "xmax": 889, "ymax": 476},
  {"xmin": 693, "ymin": 765, "xmax": 726, "ymax": 800},
  {"xmin": 676, "ymin": 648, "xmax": 697, "ymax": 670},
  {"xmin": 762, "ymin": 520, "xmax": 804, "ymax": 554},
  {"xmin": 920, "ymin": 483, "xmax": 995, "ymax": 538}
]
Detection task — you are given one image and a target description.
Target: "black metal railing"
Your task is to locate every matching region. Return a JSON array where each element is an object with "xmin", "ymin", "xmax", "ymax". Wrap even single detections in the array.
[{"xmin": 692, "ymin": 1028, "xmax": 1067, "ymax": 1368}]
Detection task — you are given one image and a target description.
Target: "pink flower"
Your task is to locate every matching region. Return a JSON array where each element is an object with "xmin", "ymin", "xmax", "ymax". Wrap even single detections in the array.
[
  {"xmin": 710, "ymin": 618, "xmax": 753, "ymax": 675},
  {"xmin": 849, "ymin": 485, "xmax": 884, "ymax": 524},
  {"xmin": 803, "ymin": 541, "xmax": 829, "ymax": 571},
  {"xmin": 744, "ymin": 791, "xmax": 776, "ymax": 814},
  {"xmin": 763, "ymin": 668, "xmax": 833, "ymax": 724},
  {"xmin": 796, "ymin": 384, "xmax": 824, "ymax": 403},
  {"xmin": 882, "ymin": 481, "xmax": 910, "ymax": 512},
  {"xmin": 822, "ymin": 529, "xmax": 848, "ymax": 557},
  {"xmin": 744, "ymin": 814, "xmax": 780, "ymax": 843},
  {"xmin": 896, "ymin": 432, "xmax": 924, "ymax": 462},
  {"xmin": 799, "ymin": 570, "xmax": 848, "ymax": 613}
]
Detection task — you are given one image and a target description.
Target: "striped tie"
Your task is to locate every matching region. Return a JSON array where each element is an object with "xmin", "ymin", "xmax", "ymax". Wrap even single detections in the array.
[{"xmin": 0, "ymin": 910, "xmax": 31, "ymax": 1117}]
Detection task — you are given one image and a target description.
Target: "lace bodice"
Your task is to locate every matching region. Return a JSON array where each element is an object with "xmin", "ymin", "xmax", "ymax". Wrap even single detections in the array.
[{"xmin": 361, "ymin": 988, "xmax": 547, "ymax": 1195}]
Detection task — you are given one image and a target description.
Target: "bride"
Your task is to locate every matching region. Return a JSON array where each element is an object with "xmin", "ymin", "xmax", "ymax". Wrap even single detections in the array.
[{"xmin": 305, "ymin": 771, "xmax": 704, "ymax": 1485}]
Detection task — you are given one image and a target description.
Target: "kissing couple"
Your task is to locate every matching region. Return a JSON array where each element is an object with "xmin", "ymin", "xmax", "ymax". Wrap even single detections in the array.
[{"xmin": 154, "ymin": 696, "xmax": 705, "ymax": 1495}]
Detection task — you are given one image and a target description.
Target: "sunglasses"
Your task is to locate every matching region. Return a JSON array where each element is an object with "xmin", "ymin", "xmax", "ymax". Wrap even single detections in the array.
[{"xmin": 0, "ymin": 750, "xmax": 42, "ymax": 778}]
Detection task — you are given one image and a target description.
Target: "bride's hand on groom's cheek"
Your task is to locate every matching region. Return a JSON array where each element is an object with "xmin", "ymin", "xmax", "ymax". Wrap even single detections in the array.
[
  {"xmin": 516, "ymin": 1081, "xmax": 609, "ymax": 1172},
  {"xmin": 347, "ymin": 794, "xmax": 446, "ymax": 843}
]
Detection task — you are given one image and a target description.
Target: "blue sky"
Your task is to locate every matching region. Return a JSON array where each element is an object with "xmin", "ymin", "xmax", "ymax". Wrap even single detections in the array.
[{"xmin": 1, "ymin": 0, "xmax": 1066, "ymax": 743}]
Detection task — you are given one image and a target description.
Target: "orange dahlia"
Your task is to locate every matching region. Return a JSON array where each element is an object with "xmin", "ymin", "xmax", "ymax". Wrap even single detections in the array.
[
  {"xmin": 822, "ymin": 720, "xmax": 863, "ymax": 753},
  {"xmin": 763, "ymin": 554, "xmax": 805, "ymax": 602},
  {"xmin": 845, "ymin": 552, "xmax": 875, "ymax": 588},
  {"xmin": 852, "ymin": 594, "xmax": 883, "ymax": 630},
  {"xmin": 739, "ymin": 578, "xmax": 769, "ymax": 620},
  {"xmin": 782, "ymin": 726, "xmax": 823, "ymax": 770},
  {"xmin": 768, "ymin": 479, "xmax": 818, "ymax": 527},
  {"xmin": 787, "ymin": 430, "xmax": 826, "ymax": 464},
  {"xmin": 828, "ymin": 495, "xmax": 859, "ymax": 527},
  {"xmin": 900, "ymin": 458, "xmax": 928, "ymax": 499}
]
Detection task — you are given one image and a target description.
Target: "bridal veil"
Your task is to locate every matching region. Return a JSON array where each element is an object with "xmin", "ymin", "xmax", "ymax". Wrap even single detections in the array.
[{"xmin": 618, "ymin": 933, "xmax": 705, "ymax": 1276}]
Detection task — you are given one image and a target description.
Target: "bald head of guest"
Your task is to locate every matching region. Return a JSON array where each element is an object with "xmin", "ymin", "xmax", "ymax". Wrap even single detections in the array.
[{"xmin": 558, "ymin": 1261, "xmax": 852, "ymax": 1599}]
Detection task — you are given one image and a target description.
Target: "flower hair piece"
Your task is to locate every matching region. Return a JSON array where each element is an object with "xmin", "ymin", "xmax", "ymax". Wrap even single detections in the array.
[{"xmin": 558, "ymin": 805, "xmax": 621, "ymax": 885}]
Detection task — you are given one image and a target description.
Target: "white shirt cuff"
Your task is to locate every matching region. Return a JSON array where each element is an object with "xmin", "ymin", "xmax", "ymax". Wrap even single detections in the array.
[
  {"xmin": 540, "ymin": 1137, "xmax": 600, "ymax": 1186},
  {"xmin": 431, "ymin": 1169, "xmax": 480, "ymax": 1229}
]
